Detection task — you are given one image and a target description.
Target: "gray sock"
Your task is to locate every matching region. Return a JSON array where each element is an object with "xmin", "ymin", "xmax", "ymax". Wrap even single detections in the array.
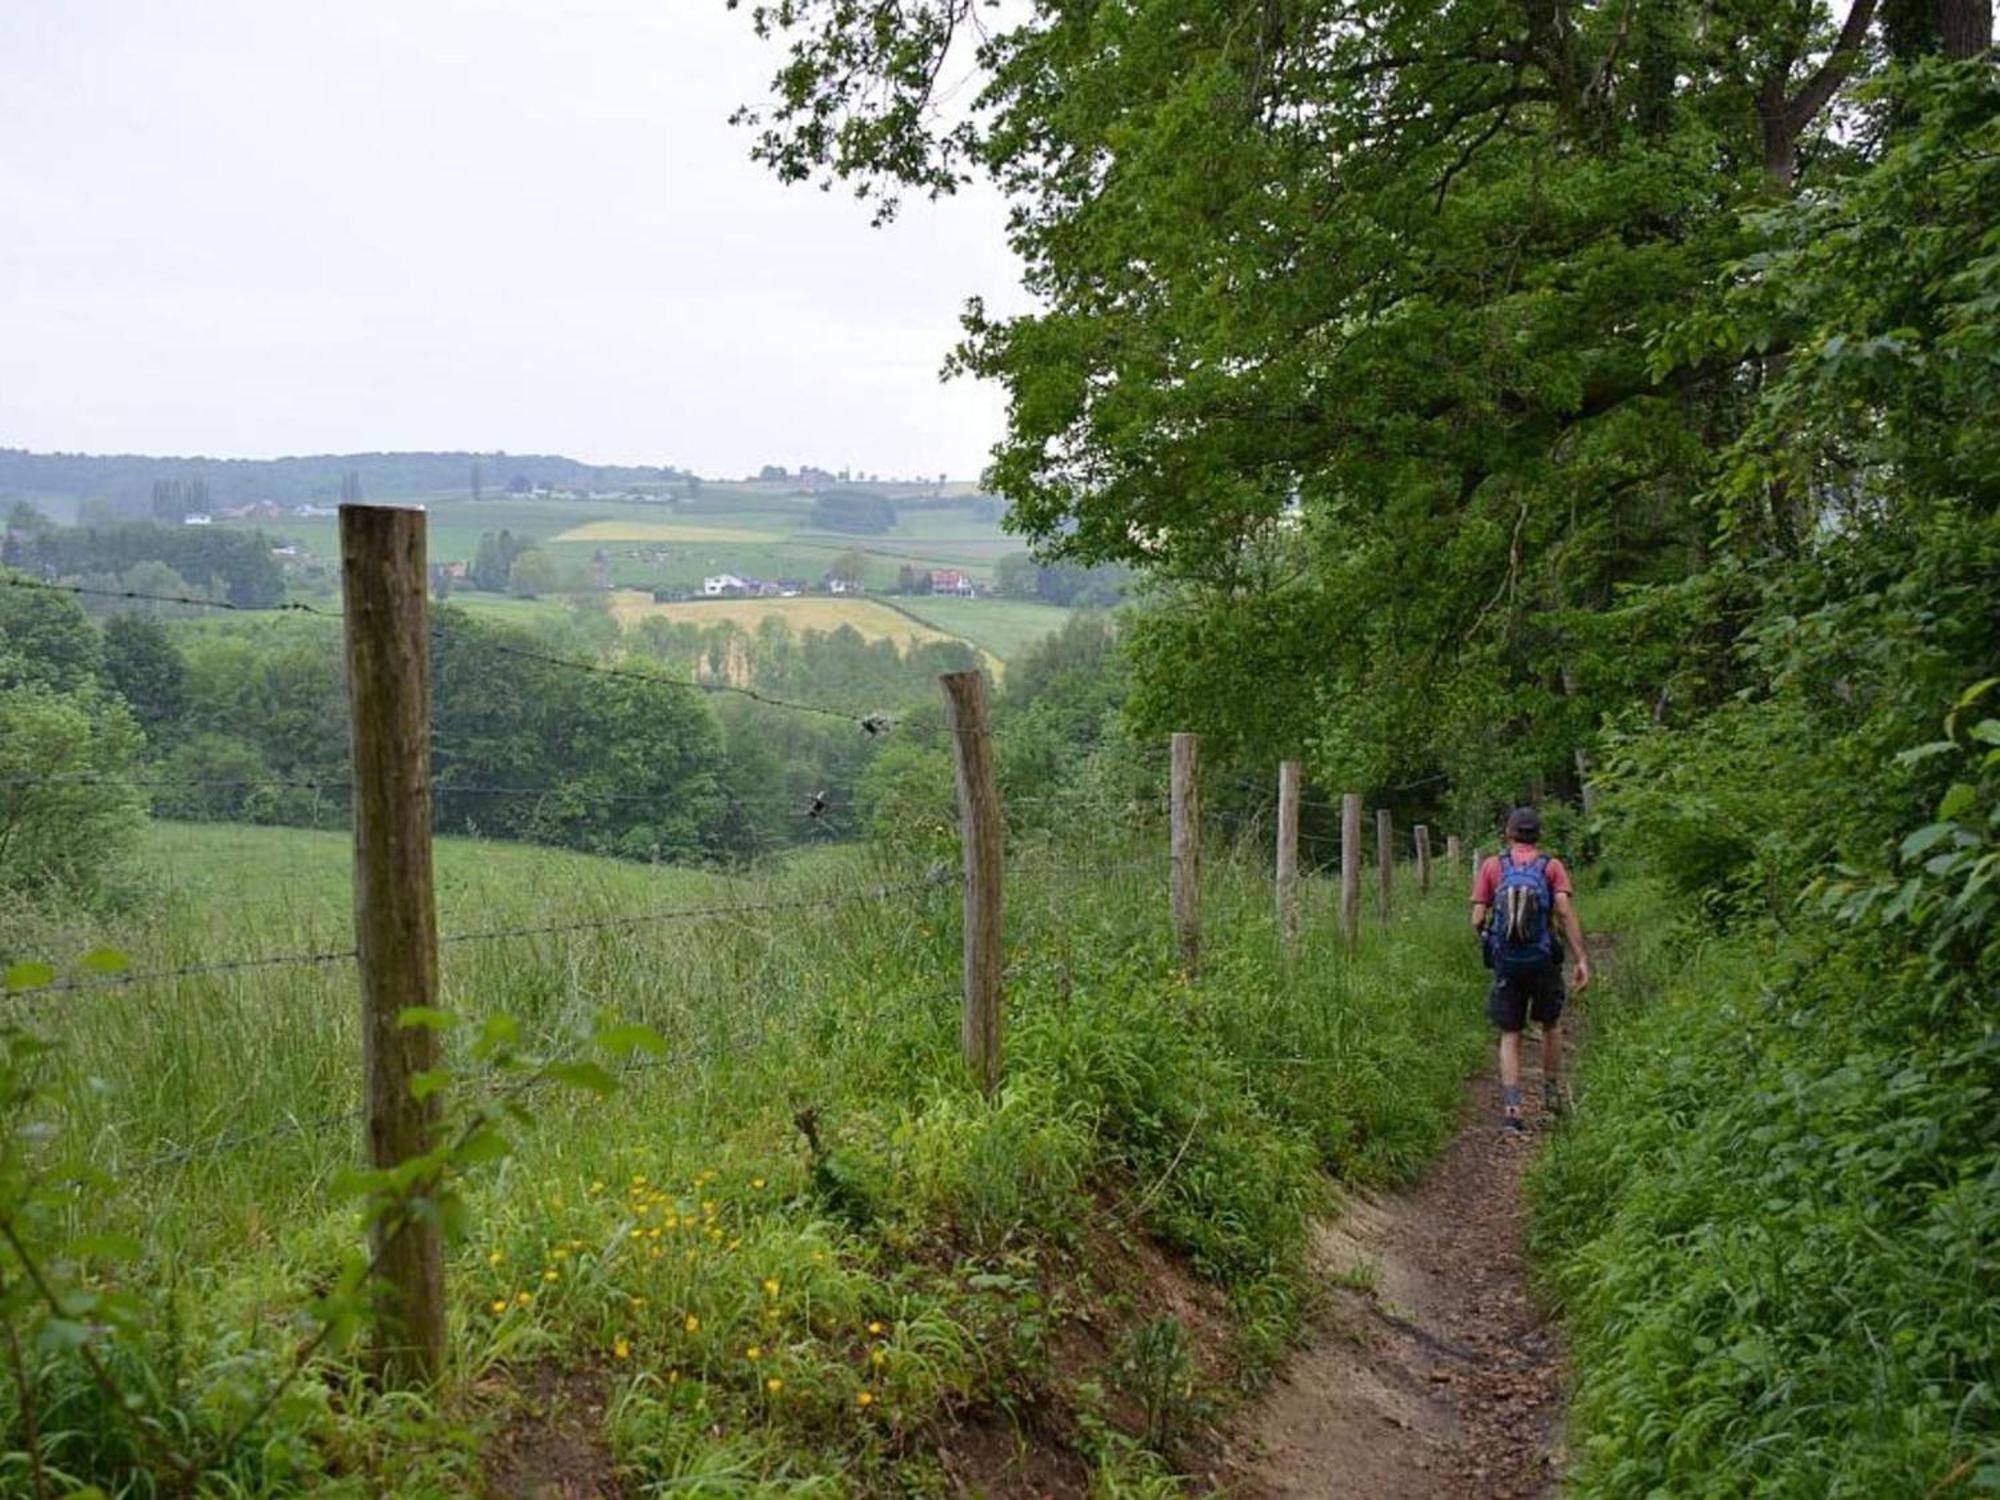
[{"xmin": 1501, "ymin": 1084, "xmax": 1523, "ymax": 1112}]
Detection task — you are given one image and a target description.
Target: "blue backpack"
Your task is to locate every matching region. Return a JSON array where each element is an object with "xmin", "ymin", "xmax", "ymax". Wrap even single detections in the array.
[{"xmin": 1487, "ymin": 853, "xmax": 1557, "ymax": 977}]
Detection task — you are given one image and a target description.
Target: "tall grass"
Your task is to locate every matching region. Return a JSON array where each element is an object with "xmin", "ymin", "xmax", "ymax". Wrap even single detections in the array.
[{"xmin": 4, "ymin": 821, "xmax": 1491, "ymax": 1494}]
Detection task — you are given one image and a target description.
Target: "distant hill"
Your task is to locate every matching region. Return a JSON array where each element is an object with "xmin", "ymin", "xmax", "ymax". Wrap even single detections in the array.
[{"xmin": 0, "ymin": 448, "xmax": 690, "ymax": 518}]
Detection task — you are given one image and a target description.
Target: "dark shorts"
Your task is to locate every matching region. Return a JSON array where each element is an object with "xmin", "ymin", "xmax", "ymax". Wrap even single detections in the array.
[{"xmin": 1487, "ymin": 963, "xmax": 1565, "ymax": 1032}]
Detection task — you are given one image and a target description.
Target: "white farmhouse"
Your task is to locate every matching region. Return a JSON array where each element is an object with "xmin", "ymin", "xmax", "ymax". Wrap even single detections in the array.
[{"xmin": 703, "ymin": 573, "xmax": 749, "ymax": 597}]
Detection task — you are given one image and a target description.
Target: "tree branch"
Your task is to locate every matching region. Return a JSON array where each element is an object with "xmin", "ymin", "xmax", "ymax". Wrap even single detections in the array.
[{"xmin": 1786, "ymin": 0, "xmax": 1881, "ymax": 128}]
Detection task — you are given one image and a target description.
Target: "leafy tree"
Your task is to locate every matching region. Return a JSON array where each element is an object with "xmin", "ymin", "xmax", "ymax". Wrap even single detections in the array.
[
  {"xmin": 507, "ymin": 548, "xmax": 558, "ymax": 598},
  {"xmin": 0, "ymin": 576, "xmax": 103, "ymax": 692},
  {"xmin": 734, "ymin": 0, "xmax": 1964, "ymax": 805},
  {"xmin": 0, "ymin": 684, "xmax": 145, "ymax": 899},
  {"xmin": 828, "ymin": 549, "xmax": 868, "ymax": 585},
  {"xmin": 992, "ymin": 552, "xmax": 1037, "ymax": 600},
  {"xmin": 100, "ymin": 615, "xmax": 186, "ymax": 741}
]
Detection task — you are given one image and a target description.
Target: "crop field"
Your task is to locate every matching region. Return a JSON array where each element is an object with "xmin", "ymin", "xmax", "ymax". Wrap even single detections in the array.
[
  {"xmin": 605, "ymin": 590, "xmax": 970, "ymax": 651},
  {"xmin": 551, "ymin": 520, "xmax": 778, "ymax": 545}
]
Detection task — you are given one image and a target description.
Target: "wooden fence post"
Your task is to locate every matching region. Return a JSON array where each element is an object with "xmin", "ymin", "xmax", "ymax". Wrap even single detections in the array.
[
  {"xmin": 1376, "ymin": 807, "xmax": 1395, "ymax": 921},
  {"xmin": 1170, "ymin": 733, "xmax": 1201, "ymax": 977},
  {"xmin": 340, "ymin": 503, "xmax": 446, "ymax": 1388},
  {"xmin": 1414, "ymin": 824, "xmax": 1433, "ymax": 896},
  {"xmin": 1276, "ymin": 761, "xmax": 1301, "ymax": 956},
  {"xmin": 940, "ymin": 670, "xmax": 1003, "ymax": 1094},
  {"xmin": 1340, "ymin": 793, "xmax": 1361, "ymax": 949},
  {"xmin": 1445, "ymin": 834, "xmax": 1463, "ymax": 889}
]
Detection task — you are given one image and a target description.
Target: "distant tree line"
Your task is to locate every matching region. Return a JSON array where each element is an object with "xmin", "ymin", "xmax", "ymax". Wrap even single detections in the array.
[
  {"xmin": 0, "ymin": 449, "xmax": 691, "ymax": 518},
  {"xmin": 2, "ymin": 519, "xmax": 286, "ymax": 607},
  {"xmin": 989, "ymin": 552, "xmax": 1128, "ymax": 607},
  {"xmin": 810, "ymin": 491, "xmax": 897, "ymax": 534}
]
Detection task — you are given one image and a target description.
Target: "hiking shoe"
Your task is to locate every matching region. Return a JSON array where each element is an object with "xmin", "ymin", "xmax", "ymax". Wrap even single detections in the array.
[{"xmin": 1503, "ymin": 1112, "xmax": 1526, "ymax": 1135}]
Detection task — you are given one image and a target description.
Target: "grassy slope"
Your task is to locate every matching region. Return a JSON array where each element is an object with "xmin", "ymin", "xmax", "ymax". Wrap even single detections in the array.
[
  {"xmin": 1528, "ymin": 881, "xmax": 2000, "ymax": 1497},
  {"xmin": 880, "ymin": 597, "xmax": 1083, "ymax": 662},
  {"xmin": 8, "ymin": 823, "xmax": 1491, "ymax": 1495}
]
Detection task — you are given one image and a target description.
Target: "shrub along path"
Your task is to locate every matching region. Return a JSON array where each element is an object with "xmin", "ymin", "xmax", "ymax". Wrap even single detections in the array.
[{"xmin": 1233, "ymin": 1070, "xmax": 1568, "ymax": 1498}]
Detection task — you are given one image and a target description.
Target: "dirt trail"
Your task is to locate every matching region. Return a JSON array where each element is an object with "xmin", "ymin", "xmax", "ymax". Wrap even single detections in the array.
[{"xmin": 1231, "ymin": 1074, "xmax": 1568, "ymax": 1499}]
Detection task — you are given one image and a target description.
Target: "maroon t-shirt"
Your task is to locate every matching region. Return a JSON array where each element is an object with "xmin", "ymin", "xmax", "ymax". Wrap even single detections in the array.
[{"xmin": 1471, "ymin": 845, "xmax": 1572, "ymax": 906}]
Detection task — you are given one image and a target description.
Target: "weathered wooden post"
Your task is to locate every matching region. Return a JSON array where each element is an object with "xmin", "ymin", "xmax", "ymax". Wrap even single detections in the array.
[
  {"xmin": 340, "ymin": 503, "xmax": 446, "ymax": 1387},
  {"xmin": 1415, "ymin": 824, "xmax": 1433, "ymax": 896},
  {"xmin": 1276, "ymin": 761, "xmax": 1302, "ymax": 956},
  {"xmin": 1171, "ymin": 732, "xmax": 1201, "ymax": 977},
  {"xmin": 1340, "ymin": 793, "xmax": 1362, "ymax": 949},
  {"xmin": 940, "ymin": 670, "xmax": 1003, "ymax": 1094},
  {"xmin": 1376, "ymin": 807, "xmax": 1395, "ymax": 921},
  {"xmin": 1445, "ymin": 834, "xmax": 1463, "ymax": 888}
]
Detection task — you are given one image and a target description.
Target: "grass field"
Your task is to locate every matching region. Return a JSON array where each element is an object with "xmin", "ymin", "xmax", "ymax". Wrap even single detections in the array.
[
  {"xmin": 552, "ymin": 521, "xmax": 776, "ymax": 545},
  {"xmin": 606, "ymin": 591, "xmax": 967, "ymax": 651},
  {"xmin": 6, "ymin": 816, "xmax": 1489, "ymax": 1493},
  {"xmin": 882, "ymin": 596, "xmax": 1084, "ymax": 661}
]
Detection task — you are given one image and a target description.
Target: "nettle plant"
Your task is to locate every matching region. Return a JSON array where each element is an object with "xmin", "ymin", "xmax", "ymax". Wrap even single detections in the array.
[{"xmin": 0, "ymin": 974, "xmax": 665, "ymax": 1495}]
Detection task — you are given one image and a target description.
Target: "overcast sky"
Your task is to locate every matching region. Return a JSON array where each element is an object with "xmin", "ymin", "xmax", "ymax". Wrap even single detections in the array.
[{"xmin": 0, "ymin": 0, "xmax": 1022, "ymax": 479}]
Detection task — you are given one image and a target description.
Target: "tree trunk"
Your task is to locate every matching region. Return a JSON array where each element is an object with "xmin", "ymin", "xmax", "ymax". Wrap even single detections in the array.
[{"xmin": 1938, "ymin": 0, "xmax": 1992, "ymax": 55}]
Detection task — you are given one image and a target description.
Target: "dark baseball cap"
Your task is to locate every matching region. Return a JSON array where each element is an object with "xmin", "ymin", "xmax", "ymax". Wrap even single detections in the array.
[{"xmin": 1505, "ymin": 806, "xmax": 1542, "ymax": 841}]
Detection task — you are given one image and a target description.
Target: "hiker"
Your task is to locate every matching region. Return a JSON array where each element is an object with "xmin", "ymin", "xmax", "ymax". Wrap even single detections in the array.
[{"xmin": 1470, "ymin": 807, "xmax": 1590, "ymax": 1133}]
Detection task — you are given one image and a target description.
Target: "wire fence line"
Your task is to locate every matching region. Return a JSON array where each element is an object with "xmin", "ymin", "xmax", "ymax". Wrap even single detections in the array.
[
  {"xmin": 5, "ymin": 841, "xmax": 1180, "ymax": 1004},
  {"xmin": 4, "ymin": 872, "xmax": 962, "ymax": 1001},
  {"xmin": 3, "ymin": 574, "xmax": 341, "ymax": 617},
  {"xmin": 4, "ymin": 573, "xmax": 898, "ymax": 731},
  {"xmin": 126, "ymin": 982, "xmax": 968, "ymax": 1174},
  {"xmin": 432, "ymin": 629, "xmax": 894, "ymax": 733},
  {"xmin": 0, "ymin": 771, "xmax": 845, "ymax": 813}
]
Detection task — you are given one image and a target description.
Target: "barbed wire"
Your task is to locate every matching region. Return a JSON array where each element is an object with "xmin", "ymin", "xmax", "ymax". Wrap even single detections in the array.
[
  {"xmin": 442, "ymin": 630, "xmax": 893, "ymax": 733},
  {"xmin": 2, "ymin": 574, "xmax": 337, "ymax": 617},
  {"xmin": 130, "ymin": 981, "xmax": 965, "ymax": 1172},
  {"xmin": 0, "ymin": 771, "xmax": 832, "ymax": 813},
  {"xmin": 434, "ymin": 873, "xmax": 955, "ymax": 947},
  {"xmin": 6, "ymin": 575, "xmax": 896, "ymax": 731},
  {"xmin": 3, "ymin": 873, "xmax": 955, "ymax": 1001}
]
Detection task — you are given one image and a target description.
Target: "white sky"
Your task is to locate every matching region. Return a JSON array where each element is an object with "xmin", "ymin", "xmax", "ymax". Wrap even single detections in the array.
[{"xmin": 0, "ymin": 0, "xmax": 1022, "ymax": 479}]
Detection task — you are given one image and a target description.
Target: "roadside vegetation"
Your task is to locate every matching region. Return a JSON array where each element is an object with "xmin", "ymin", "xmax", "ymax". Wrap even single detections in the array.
[{"xmin": 2, "ymin": 815, "xmax": 1485, "ymax": 1493}]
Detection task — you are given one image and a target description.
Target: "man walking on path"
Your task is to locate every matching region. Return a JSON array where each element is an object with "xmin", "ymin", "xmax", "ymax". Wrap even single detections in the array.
[{"xmin": 1471, "ymin": 807, "xmax": 1590, "ymax": 1132}]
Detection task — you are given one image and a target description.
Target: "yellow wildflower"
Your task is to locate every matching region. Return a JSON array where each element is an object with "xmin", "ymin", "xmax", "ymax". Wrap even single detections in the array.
[
  {"xmin": 613, "ymin": 1336, "xmax": 631, "ymax": 1360},
  {"xmin": 870, "ymin": 1349, "xmax": 887, "ymax": 1368},
  {"xmin": 683, "ymin": 1314, "xmax": 700, "ymax": 1334},
  {"xmin": 751, "ymin": 1177, "xmax": 767, "ymax": 1191},
  {"xmin": 857, "ymin": 1391, "xmax": 875, "ymax": 1408},
  {"xmin": 516, "ymin": 1291, "xmax": 533, "ymax": 1307},
  {"xmin": 543, "ymin": 1268, "xmax": 559, "ymax": 1283},
  {"xmin": 489, "ymin": 1298, "xmax": 507, "ymax": 1316},
  {"xmin": 867, "ymin": 1320, "xmax": 885, "ymax": 1335},
  {"xmin": 487, "ymin": 1249, "xmax": 504, "ymax": 1267},
  {"xmin": 765, "ymin": 1377, "xmax": 784, "ymax": 1395},
  {"xmin": 746, "ymin": 1345, "xmax": 762, "ymax": 1361}
]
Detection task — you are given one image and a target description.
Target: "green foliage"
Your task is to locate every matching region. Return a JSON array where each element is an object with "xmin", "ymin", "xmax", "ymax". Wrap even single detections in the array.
[
  {"xmin": 0, "ymin": 825, "xmax": 1487, "ymax": 1491},
  {"xmin": 0, "ymin": 684, "xmax": 145, "ymax": 901},
  {"xmin": 14, "ymin": 522, "xmax": 285, "ymax": 607},
  {"xmin": 808, "ymin": 491, "xmax": 896, "ymax": 534},
  {"xmin": 0, "ymin": 577, "xmax": 103, "ymax": 693}
]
